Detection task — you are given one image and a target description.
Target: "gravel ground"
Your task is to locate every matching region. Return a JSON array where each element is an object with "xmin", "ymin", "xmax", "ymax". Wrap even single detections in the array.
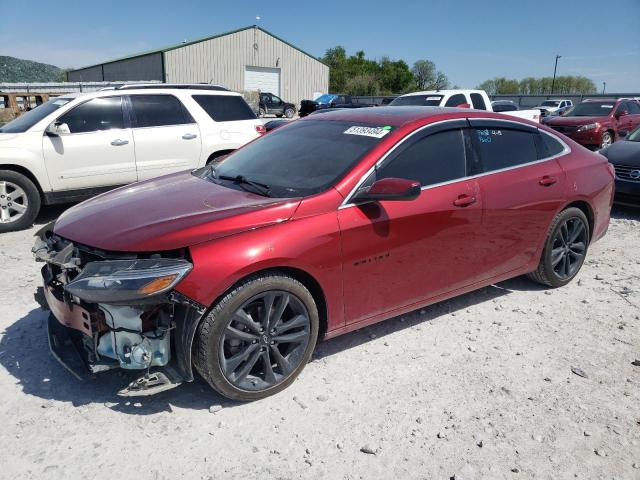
[{"xmin": 0, "ymin": 204, "xmax": 639, "ymax": 480}]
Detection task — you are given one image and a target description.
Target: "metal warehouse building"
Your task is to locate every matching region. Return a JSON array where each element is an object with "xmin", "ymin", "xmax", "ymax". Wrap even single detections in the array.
[{"xmin": 67, "ymin": 25, "xmax": 329, "ymax": 106}]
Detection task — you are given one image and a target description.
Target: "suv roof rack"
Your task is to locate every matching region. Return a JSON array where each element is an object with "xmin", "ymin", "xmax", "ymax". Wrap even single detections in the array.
[{"xmin": 115, "ymin": 83, "xmax": 229, "ymax": 92}]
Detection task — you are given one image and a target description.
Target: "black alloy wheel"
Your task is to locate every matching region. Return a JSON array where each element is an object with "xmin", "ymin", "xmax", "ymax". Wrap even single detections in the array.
[
  {"xmin": 550, "ymin": 217, "xmax": 587, "ymax": 280},
  {"xmin": 194, "ymin": 273, "xmax": 319, "ymax": 401},
  {"xmin": 220, "ymin": 291, "xmax": 311, "ymax": 391},
  {"xmin": 527, "ymin": 207, "xmax": 590, "ymax": 288}
]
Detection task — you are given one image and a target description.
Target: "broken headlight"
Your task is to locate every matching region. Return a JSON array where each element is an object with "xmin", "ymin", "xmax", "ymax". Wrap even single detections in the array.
[{"xmin": 64, "ymin": 258, "xmax": 192, "ymax": 303}]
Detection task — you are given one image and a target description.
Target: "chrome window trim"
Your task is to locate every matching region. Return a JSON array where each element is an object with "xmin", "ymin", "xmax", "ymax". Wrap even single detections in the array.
[{"xmin": 339, "ymin": 118, "xmax": 572, "ymax": 209}]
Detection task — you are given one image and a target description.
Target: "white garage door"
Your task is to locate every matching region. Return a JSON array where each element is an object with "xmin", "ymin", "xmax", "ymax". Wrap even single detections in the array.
[{"xmin": 244, "ymin": 66, "xmax": 281, "ymax": 96}]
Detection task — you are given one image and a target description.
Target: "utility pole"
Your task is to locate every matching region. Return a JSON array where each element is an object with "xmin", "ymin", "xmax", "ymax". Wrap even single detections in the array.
[
  {"xmin": 602, "ymin": 82, "xmax": 606, "ymax": 94},
  {"xmin": 551, "ymin": 54, "xmax": 561, "ymax": 94}
]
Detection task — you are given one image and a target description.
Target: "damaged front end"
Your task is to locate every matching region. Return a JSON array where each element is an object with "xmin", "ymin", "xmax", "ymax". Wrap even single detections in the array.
[{"xmin": 33, "ymin": 222, "xmax": 205, "ymax": 396}]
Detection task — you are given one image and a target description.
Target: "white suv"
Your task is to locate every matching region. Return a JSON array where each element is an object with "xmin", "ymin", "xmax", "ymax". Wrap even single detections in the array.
[{"xmin": 0, "ymin": 84, "xmax": 264, "ymax": 232}]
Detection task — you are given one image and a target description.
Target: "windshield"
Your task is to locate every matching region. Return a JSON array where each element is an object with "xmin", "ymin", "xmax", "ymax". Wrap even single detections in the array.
[
  {"xmin": 627, "ymin": 126, "xmax": 640, "ymax": 142},
  {"xmin": 315, "ymin": 94, "xmax": 337, "ymax": 104},
  {"xmin": 389, "ymin": 95, "xmax": 443, "ymax": 107},
  {"xmin": 541, "ymin": 101, "xmax": 561, "ymax": 107},
  {"xmin": 564, "ymin": 102, "xmax": 614, "ymax": 117},
  {"xmin": 199, "ymin": 120, "xmax": 391, "ymax": 198},
  {"xmin": 0, "ymin": 97, "xmax": 73, "ymax": 133}
]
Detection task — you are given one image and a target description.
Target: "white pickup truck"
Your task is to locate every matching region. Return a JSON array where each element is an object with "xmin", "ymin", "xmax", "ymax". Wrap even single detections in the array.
[{"xmin": 389, "ymin": 89, "xmax": 540, "ymax": 123}]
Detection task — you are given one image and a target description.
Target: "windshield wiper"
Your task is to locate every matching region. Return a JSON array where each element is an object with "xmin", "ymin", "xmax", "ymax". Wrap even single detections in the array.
[{"xmin": 209, "ymin": 167, "xmax": 271, "ymax": 197}]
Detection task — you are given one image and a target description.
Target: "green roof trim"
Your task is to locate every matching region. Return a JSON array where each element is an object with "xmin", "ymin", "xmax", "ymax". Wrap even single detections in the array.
[{"xmin": 71, "ymin": 25, "xmax": 325, "ymax": 72}]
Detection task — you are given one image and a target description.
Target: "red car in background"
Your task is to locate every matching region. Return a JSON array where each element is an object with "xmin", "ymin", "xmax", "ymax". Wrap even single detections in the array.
[
  {"xmin": 34, "ymin": 107, "xmax": 614, "ymax": 401},
  {"xmin": 545, "ymin": 98, "xmax": 640, "ymax": 150}
]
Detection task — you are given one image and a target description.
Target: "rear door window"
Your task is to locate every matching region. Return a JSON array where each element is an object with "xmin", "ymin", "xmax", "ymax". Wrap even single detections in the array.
[
  {"xmin": 445, "ymin": 94, "xmax": 468, "ymax": 107},
  {"xmin": 193, "ymin": 95, "xmax": 257, "ymax": 121},
  {"xmin": 471, "ymin": 125, "xmax": 539, "ymax": 172},
  {"xmin": 377, "ymin": 128, "xmax": 467, "ymax": 187},
  {"xmin": 130, "ymin": 94, "xmax": 194, "ymax": 127},
  {"xmin": 57, "ymin": 96, "xmax": 124, "ymax": 134},
  {"xmin": 470, "ymin": 93, "xmax": 487, "ymax": 110}
]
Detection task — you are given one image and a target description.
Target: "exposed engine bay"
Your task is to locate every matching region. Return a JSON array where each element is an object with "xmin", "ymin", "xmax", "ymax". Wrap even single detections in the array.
[{"xmin": 33, "ymin": 222, "xmax": 205, "ymax": 396}]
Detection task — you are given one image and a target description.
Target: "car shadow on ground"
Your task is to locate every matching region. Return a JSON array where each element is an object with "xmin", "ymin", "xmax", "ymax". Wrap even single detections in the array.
[{"xmin": 1, "ymin": 281, "xmax": 519, "ymax": 414}]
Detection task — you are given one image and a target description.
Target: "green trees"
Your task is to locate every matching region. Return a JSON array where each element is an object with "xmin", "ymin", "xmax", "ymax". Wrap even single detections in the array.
[
  {"xmin": 321, "ymin": 47, "xmax": 447, "ymax": 95},
  {"xmin": 478, "ymin": 76, "xmax": 597, "ymax": 95}
]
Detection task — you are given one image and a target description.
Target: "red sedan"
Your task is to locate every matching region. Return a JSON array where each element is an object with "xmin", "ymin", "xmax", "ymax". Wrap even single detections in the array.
[{"xmin": 35, "ymin": 107, "xmax": 614, "ymax": 401}]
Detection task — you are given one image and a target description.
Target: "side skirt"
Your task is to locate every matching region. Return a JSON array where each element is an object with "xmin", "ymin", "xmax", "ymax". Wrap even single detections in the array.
[{"xmin": 43, "ymin": 185, "xmax": 126, "ymax": 205}]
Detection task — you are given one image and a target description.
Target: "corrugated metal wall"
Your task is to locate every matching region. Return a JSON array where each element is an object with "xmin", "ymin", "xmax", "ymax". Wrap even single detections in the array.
[
  {"xmin": 67, "ymin": 53, "xmax": 163, "ymax": 82},
  {"xmin": 67, "ymin": 65, "xmax": 103, "ymax": 82},
  {"xmin": 102, "ymin": 53, "xmax": 163, "ymax": 81},
  {"xmin": 164, "ymin": 28, "xmax": 328, "ymax": 106}
]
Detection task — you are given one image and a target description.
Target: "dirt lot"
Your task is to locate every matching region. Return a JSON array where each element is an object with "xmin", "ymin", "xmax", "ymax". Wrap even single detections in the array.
[{"xmin": 0, "ymin": 204, "xmax": 639, "ymax": 480}]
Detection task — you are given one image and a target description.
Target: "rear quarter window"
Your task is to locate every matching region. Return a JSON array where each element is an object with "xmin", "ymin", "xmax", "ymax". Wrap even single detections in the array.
[
  {"xmin": 193, "ymin": 95, "xmax": 257, "ymax": 122},
  {"xmin": 539, "ymin": 132, "xmax": 566, "ymax": 158}
]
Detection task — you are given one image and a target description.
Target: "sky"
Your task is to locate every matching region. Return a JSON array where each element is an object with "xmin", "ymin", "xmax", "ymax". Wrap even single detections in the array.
[{"xmin": 2, "ymin": 0, "xmax": 639, "ymax": 92}]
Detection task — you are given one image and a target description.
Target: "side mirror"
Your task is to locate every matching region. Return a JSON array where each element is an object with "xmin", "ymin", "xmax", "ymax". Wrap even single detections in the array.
[
  {"xmin": 353, "ymin": 177, "xmax": 421, "ymax": 203},
  {"xmin": 455, "ymin": 103, "xmax": 471, "ymax": 109},
  {"xmin": 615, "ymin": 109, "xmax": 629, "ymax": 119},
  {"xmin": 45, "ymin": 121, "xmax": 70, "ymax": 137}
]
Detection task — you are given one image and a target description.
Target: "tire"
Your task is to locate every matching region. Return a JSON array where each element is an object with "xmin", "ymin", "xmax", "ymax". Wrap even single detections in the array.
[
  {"xmin": 600, "ymin": 131, "xmax": 613, "ymax": 149},
  {"xmin": 258, "ymin": 107, "xmax": 266, "ymax": 117},
  {"xmin": 0, "ymin": 170, "xmax": 41, "ymax": 233},
  {"xmin": 527, "ymin": 207, "xmax": 590, "ymax": 288},
  {"xmin": 284, "ymin": 108, "xmax": 295, "ymax": 119},
  {"xmin": 194, "ymin": 272, "xmax": 319, "ymax": 401}
]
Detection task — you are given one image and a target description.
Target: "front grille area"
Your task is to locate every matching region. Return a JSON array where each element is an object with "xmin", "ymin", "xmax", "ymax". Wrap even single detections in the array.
[
  {"xmin": 614, "ymin": 164, "xmax": 640, "ymax": 182},
  {"xmin": 550, "ymin": 125, "xmax": 579, "ymax": 135}
]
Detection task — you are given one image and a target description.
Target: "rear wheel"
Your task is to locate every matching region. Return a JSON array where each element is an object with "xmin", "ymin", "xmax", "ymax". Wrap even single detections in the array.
[
  {"xmin": 0, "ymin": 170, "xmax": 41, "ymax": 233},
  {"xmin": 194, "ymin": 273, "xmax": 319, "ymax": 401},
  {"xmin": 527, "ymin": 207, "xmax": 589, "ymax": 288},
  {"xmin": 259, "ymin": 107, "xmax": 266, "ymax": 117}
]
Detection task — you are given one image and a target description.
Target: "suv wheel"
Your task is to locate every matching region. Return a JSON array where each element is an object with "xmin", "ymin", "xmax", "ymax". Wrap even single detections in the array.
[
  {"xmin": 527, "ymin": 207, "xmax": 589, "ymax": 288},
  {"xmin": 194, "ymin": 272, "xmax": 319, "ymax": 401},
  {"xmin": 600, "ymin": 131, "xmax": 613, "ymax": 149},
  {"xmin": 0, "ymin": 170, "xmax": 41, "ymax": 233},
  {"xmin": 259, "ymin": 107, "xmax": 266, "ymax": 117},
  {"xmin": 284, "ymin": 108, "xmax": 295, "ymax": 119}
]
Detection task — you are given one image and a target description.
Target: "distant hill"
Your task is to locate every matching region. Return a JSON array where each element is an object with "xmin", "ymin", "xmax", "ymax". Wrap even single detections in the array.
[{"xmin": 0, "ymin": 56, "xmax": 64, "ymax": 82}]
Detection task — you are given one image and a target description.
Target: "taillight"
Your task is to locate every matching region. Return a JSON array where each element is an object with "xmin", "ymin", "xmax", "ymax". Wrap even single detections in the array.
[{"xmin": 255, "ymin": 124, "xmax": 266, "ymax": 135}]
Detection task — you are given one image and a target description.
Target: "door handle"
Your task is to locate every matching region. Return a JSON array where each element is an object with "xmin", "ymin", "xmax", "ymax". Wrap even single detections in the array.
[
  {"xmin": 539, "ymin": 175, "xmax": 557, "ymax": 186},
  {"xmin": 453, "ymin": 194, "xmax": 477, "ymax": 207},
  {"xmin": 110, "ymin": 139, "xmax": 129, "ymax": 146},
  {"xmin": 182, "ymin": 133, "xmax": 198, "ymax": 140}
]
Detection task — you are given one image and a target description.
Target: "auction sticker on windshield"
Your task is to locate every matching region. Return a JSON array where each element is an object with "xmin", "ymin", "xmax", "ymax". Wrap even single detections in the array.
[{"xmin": 344, "ymin": 125, "xmax": 393, "ymax": 138}]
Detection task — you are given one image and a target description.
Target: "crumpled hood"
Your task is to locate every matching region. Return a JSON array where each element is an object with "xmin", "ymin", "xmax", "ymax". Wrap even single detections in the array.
[
  {"xmin": 601, "ymin": 140, "xmax": 640, "ymax": 167},
  {"xmin": 546, "ymin": 115, "xmax": 605, "ymax": 126},
  {"xmin": 54, "ymin": 170, "xmax": 301, "ymax": 252}
]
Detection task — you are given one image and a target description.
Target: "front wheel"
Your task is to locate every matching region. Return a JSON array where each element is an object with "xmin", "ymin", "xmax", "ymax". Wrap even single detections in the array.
[
  {"xmin": 194, "ymin": 273, "xmax": 319, "ymax": 401},
  {"xmin": 0, "ymin": 170, "xmax": 41, "ymax": 233},
  {"xmin": 284, "ymin": 108, "xmax": 295, "ymax": 119},
  {"xmin": 600, "ymin": 131, "xmax": 613, "ymax": 149},
  {"xmin": 527, "ymin": 207, "xmax": 589, "ymax": 288}
]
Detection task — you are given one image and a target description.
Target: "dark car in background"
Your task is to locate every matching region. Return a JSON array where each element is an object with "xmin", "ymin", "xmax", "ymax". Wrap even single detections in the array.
[
  {"xmin": 600, "ymin": 125, "xmax": 640, "ymax": 205},
  {"xmin": 298, "ymin": 94, "xmax": 369, "ymax": 117},
  {"xmin": 259, "ymin": 92, "xmax": 296, "ymax": 118},
  {"xmin": 545, "ymin": 98, "xmax": 640, "ymax": 150}
]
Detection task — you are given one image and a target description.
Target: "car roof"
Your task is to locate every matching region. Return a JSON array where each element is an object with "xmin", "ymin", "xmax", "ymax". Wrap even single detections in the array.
[
  {"xmin": 400, "ymin": 89, "xmax": 485, "ymax": 97},
  {"xmin": 582, "ymin": 98, "xmax": 619, "ymax": 103},
  {"xmin": 298, "ymin": 106, "xmax": 522, "ymax": 128},
  {"xmin": 71, "ymin": 87, "xmax": 242, "ymax": 101}
]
